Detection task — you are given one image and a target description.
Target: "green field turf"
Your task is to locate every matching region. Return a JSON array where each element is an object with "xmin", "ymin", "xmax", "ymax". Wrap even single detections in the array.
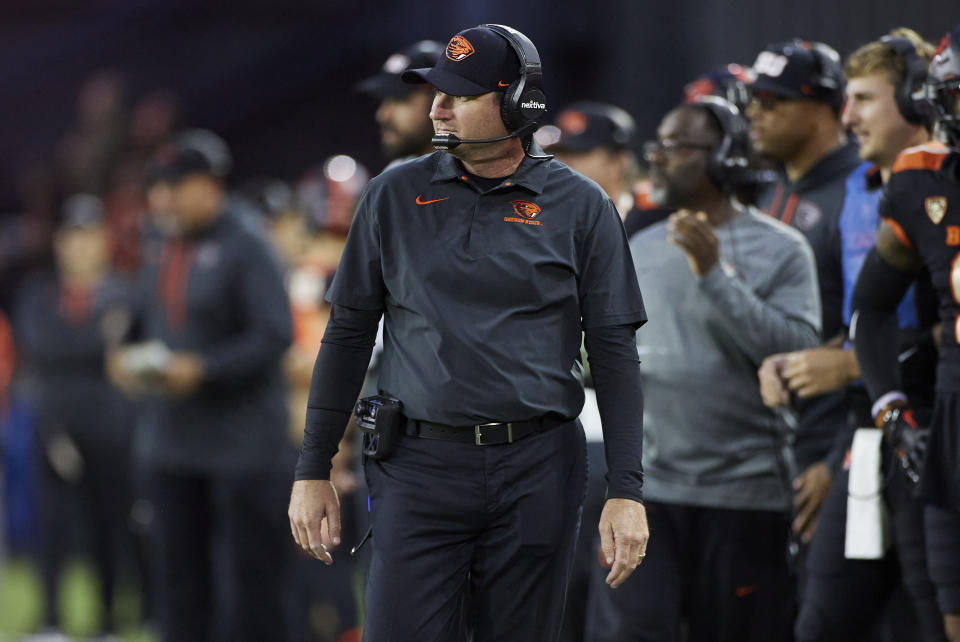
[{"xmin": 0, "ymin": 557, "xmax": 154, "ymax": 641}]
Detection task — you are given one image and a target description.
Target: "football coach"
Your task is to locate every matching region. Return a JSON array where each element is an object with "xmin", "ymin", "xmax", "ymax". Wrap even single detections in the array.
[{"xmin": 288, "ymin": 24, "xmax": 649, "ymax": 641}]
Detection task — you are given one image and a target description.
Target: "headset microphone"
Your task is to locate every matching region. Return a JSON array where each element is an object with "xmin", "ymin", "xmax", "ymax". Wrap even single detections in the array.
[{"xmin": 431, "ymin": 122, "xmax": 536, "ymax": 151}]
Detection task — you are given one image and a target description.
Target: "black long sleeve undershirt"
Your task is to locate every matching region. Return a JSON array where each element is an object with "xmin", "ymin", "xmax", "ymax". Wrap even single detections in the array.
[
  {"xmin": 294, "ymin": 304, "xmax": 381, "ymax": 480},
  {"xmin": 584, "ymin": 323, "xmax": 645, "ymax": 502},
  {"xmin": 295, "ymin": 305, "xmax": 645, "ymax": 504},
  {"xmin": 850, "ymin": 248, "xmax": 917, "ymax": 405}
]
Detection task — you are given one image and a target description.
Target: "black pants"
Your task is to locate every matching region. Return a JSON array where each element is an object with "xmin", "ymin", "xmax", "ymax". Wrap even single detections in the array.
[
  {"xmin": 36, "ymin": 428, "xmax": 138, "ymax": 633},
  {"xmin": 925, "ymin": 504, "xmax": 960, "ymax": 615},
  {"xmin": 795, "ymin": 451, "xmax": 946, "ymax": 642},
  {"xmin": 560, "ymin": 441, "xmax": 607, "ymax": 642},
  {"xmin": 585, "ymin": 500, "xmax": 793, "ymax": 642},
  {"xmin": 149, "ymin": 467, "xmax": 293, "ymax": 642},
  {"xmin": 361, "ymin": 419, "xmax": 587, "ymax": 642}
]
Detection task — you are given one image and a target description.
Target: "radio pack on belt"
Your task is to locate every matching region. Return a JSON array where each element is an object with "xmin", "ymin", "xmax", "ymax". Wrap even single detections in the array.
[{"xmin": 354, "ymin": 395, "xmax": 404, "ymax": 460}]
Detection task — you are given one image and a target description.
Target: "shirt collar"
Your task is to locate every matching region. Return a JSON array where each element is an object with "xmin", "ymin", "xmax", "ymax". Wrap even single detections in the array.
[
  {"xmin": 864, "ymin": 164, "xmax": 883, "ymax": 191},
  {"xmin": 792, "ymin": 142, "xmax": 862, "ymax": 192},
  {"xmin": 430, "ymin": 141, "xmax": 553, "ymax": 195}
]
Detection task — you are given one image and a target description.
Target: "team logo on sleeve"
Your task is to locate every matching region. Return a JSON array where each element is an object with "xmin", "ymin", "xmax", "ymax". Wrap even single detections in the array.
[
  {"xmin": 925, "ymin": 196, "xmax": 947, "ymax": 225},
  {"xmin": 504, "ymin": 200, "xmax": 543, "ymax": 226},
  {"xmin": 445, "ymin": 36, "xmax": 475, "ymax": 61}
]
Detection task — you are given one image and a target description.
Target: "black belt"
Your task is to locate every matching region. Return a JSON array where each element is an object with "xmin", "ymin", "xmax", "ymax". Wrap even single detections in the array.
[{"xmin": 405, "ymin": 415, "xmax": 567, "ymax": 446}]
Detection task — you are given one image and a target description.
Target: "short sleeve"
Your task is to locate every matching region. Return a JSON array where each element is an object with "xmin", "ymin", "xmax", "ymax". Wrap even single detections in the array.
[
  {"xmin": 578, "ymin": 197, "xmax": 647, "ymax": 329},
  {"xmin": 324, "ymin": 187, "xmax": 386, "ymax": 311}
]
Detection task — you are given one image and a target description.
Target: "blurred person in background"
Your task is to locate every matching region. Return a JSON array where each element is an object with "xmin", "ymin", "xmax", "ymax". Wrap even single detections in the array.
[
  {"xmin": 748, "ymin": 40, "xmax": 863, "ymax": 577},
  {"xmin": 544, "ymin": 101, "xmax": 641, "ymax": 215},
  {"xmin": 357, "ymin": 40, "xmax": 444, "ymax": 165},
  {"xmin": 770, "ymin": 29, "xmax": 946, "ymax": 641},
  {"xmin": 683, "ymin": 63, "xmax": 780, "ymax": 209},
  {"xmin": 107, "ymin": 135, "xmax": 295, "ymax": 642},
  {"xmin": 104, "ymin": 89, "xmax": 181, "ymax": 275},
  {"xmin": 247, "ymin": 173, "xmax": 363, "ymax": 642},
  {"xmin": 540, "ymin": 101, "xmax": 673, "ymax": 237},
  {"xmin": 56, "ymin": 71, "xmax": 127, "ymax": 198},
  {"xmin": 587, "ymin": 96, "xmax": 820, "ymax": 642},
  {"xmin": 850, "ymin": 24, "xmax": 960, "ymax": 641},
  {"xmin": 12, "ymin": 194, "xmax": 138, "ymax": 638}
]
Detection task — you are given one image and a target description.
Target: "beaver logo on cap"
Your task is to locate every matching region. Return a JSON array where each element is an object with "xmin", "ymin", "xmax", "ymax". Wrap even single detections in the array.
[{"xmin": 446, "ymin": 36, "xmax": 475, "ymax": 61}]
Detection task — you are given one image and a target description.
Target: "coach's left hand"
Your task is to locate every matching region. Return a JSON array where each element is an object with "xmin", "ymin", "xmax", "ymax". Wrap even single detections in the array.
[{"xmin": 598, "ymin": 498, "xmax": 649, "ymax": 589}]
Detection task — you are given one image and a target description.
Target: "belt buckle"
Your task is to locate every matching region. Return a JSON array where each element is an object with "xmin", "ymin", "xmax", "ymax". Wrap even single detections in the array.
[{"xmin": 474, "ymin": 422, "xmax": 513, "ymax": 446}]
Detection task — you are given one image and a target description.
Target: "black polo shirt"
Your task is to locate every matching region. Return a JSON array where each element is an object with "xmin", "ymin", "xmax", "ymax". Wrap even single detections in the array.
[{"xmin": 326, "ymin": 146, "xmax": 646, "ymax": 425}]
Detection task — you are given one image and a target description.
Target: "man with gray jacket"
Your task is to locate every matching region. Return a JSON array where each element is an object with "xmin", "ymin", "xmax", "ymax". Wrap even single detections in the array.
[{"xmin": 587, "ymin": 98, "xmax": 820, "ymax": 641}]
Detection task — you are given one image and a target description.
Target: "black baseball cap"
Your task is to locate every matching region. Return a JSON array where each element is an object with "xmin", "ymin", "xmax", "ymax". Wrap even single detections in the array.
[
  {"xmin": 147, "ymin": 130, "xmax": 232, "ymax": 185},
  {"xmin": 749, "ymin": 39, "xmax": 845, "ymax": 111},
  {"xmin": 148, "ymin": 146, "xmax": 216, "ymax": 185},
  {"xmin": 545, "ymin": 102, "xmax": 636, "ymax": 152},
  {"xmin": 356, "ymin": 40, "xmax": 444, "ymax": 99},
  {"xmin": 402, "ymin": 26, "xmax": 521, "ymax": 96}
]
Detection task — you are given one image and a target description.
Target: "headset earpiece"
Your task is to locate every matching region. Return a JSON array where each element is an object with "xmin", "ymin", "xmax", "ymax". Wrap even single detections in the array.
[
  {"xmin": 880, "ymin": 35, "xmax": 930, "ymax": 126},
  {"xmin": 695, "ymin": 96, "xmax": 754, "ymax": 193},
  {"xmin": 481, "ymin": 24, "xmax": 547, "ymax": 133}
]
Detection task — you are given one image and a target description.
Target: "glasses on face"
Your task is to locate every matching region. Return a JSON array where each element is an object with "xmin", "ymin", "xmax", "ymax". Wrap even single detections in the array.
[
  {"xmin": 748, "ymin": 91, "xmax": 789, "ymax": 111},
  {"xmin": 642, "ymin": 139, "xmax": 714, "ymax": 161}
]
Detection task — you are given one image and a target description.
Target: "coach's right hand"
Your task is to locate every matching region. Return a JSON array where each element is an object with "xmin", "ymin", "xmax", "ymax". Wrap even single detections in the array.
[{"xmin": 289, "ymin": 479, "xmax": 341, "ymax": 565}]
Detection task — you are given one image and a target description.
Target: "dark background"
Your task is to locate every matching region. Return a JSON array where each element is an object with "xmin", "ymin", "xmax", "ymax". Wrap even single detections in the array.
[{"xmin": 1, "ymin": 0, "xmax": 958, "ymax": 211}]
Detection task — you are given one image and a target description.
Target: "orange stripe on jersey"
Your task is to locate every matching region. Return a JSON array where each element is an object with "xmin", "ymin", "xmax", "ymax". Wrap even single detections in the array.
[
  {"xmin": 891, "ymin": 142, "xmax": 948, "ymax": 174},
  {"xmin": 881, "ymin": 216, "xmax": 915, "ymax": 250}
]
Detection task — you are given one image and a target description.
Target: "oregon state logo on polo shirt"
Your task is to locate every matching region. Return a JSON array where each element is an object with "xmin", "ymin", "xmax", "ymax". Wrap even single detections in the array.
[
  {"xmin": 504, "ymin": 200, "xmax": 543, "ymax": 226},
  {"xmin": 446, "ymin": 36, "xmax": 475, "ymax": 61}
]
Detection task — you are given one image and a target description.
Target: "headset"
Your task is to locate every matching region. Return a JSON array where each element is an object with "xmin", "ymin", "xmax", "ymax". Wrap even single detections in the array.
[
  {"xmin": 693, "ymin": 96, "xmax": 775, "ymax": 193},
  {"xmin": 880, "ymin": 35, "xmax": 931, "ymax": 126},
  {"xmin": 482, "ymin": 24, "xmax": 547, "ymax": 133},
  {"xmin": 431, "ymin": 24, "xmax": 548, "ymax": 151}
]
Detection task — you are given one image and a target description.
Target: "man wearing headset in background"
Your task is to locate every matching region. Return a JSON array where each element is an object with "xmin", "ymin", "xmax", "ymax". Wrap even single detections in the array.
[
  {"xmin": 786, "ymin": 29, "xmax": 947, "ymax": 642},
  {"xmin": 586, "ymin": 96, "xmax": 820, "ymax": 642},
  {"xmin": 287, "ymin": 24, "xmax": 648, "ymax": 642},
  {"xmin": 851, "ymin": 25, "xmax": 960, "ymax": 642}
]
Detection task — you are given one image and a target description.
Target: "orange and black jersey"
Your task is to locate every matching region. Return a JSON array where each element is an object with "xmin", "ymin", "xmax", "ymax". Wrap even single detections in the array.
[{"xmin": 879, "ymin": 143, "xmax": 960, "ymax": 391}]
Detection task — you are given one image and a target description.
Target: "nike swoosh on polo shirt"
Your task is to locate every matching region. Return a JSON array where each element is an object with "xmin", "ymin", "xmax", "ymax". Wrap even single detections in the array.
[{"xmin": 416, "ymin": 195, "xmax": 449, "ymax": 205}]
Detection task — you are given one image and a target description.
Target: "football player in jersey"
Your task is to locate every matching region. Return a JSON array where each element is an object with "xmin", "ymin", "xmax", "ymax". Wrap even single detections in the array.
[{"xmin": 852, "ymin": 25, "xmax": 960, "ymax": 642}]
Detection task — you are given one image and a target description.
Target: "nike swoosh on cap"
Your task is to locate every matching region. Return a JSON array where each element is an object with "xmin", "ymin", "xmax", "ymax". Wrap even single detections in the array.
[
  {"xmin": 416, "ymin": 195, "xmax": 449, "ymax": 205},
  {"xmin": 498, "ymin": 80, "xmax": 510, "ymax": 87}
]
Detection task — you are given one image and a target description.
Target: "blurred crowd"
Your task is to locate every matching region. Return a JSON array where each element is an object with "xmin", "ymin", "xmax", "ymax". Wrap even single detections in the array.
[{"xmin": 0, "ymin": 18, "xmax": 959, "ymax": 642}]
